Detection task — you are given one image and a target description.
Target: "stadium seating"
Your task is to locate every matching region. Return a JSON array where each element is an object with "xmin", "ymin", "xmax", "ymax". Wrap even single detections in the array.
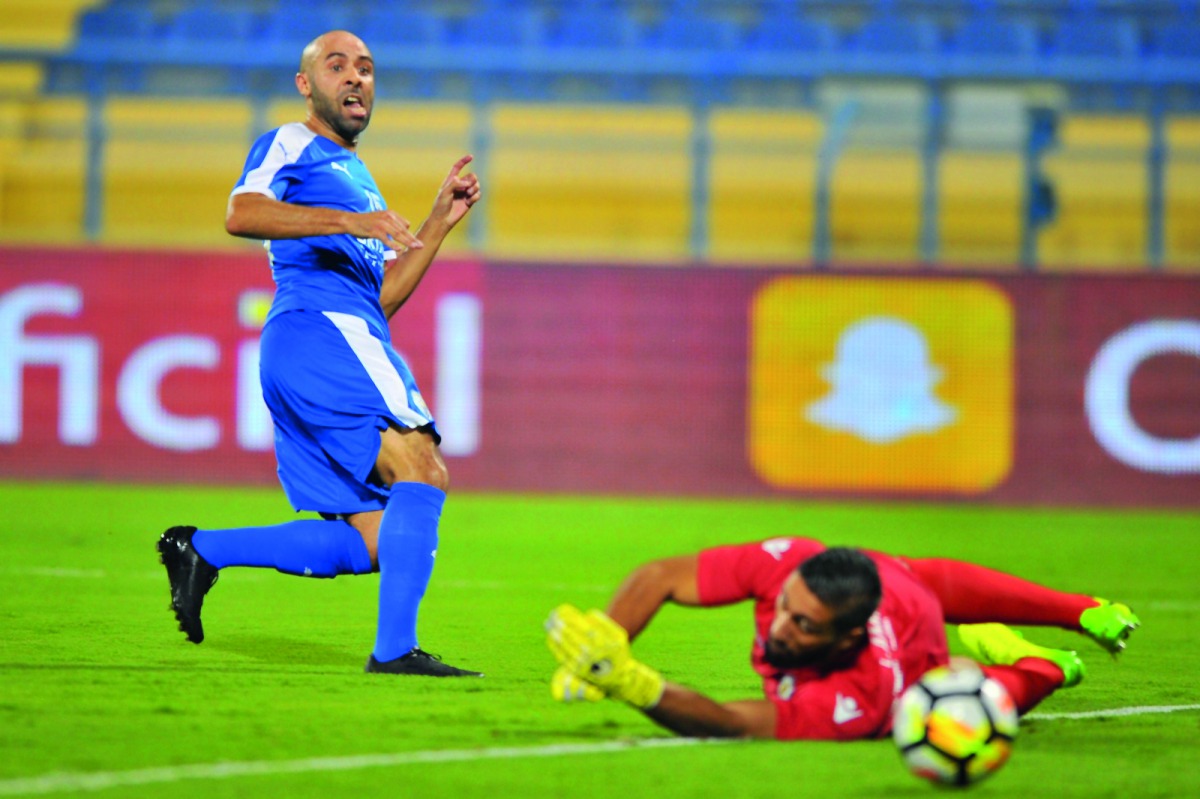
[
  {"xmin": 1164, "ymin": 116, "xmax": 1200, "ymax": 272},
  {"xmin": 0, "ymin": 0, "xmax": 1197, "ymax": 269},
  {"xmin": 938, "ymin": 151, "xmax": 1026, "ymax": 266},
  {"xmin": 937, "ymin": 87, "xmax": 1029, "ymax": 266},
  {"xmin": 0, "ymin": 97, "xmax": 88, "ymax": 244},
  {"xmin": 829, "ymin": 149, "xmax": 925, "ymax": 264},
  {"xmin": 707, "ymin": 109, "xmax": 823, "ymax": 262},
  {"xmin": 44, "ymin": 0, "xmax": 1200, "ymax": 94},
  {"xmin": 0, "ymin": 62, "xmax": 42, "ymax": 101},
  {"xmin": 99, "ymin": 96, "xmax": 253, "ymax": 247},
  {"xmin": 486, "ymin": 104, "xmax": 694, "ymax": 260},
  {"xmin": 942, "ymin": 11, "xmax": 1039, "ymax": 79},
  {"xmin": 0, "ymin": 0, "xmax": 101, "ymax": 51},
  {"xmin": 819, "ymin": 81, "xmax": 931, "ymax": 264},
  {"xmin": 1038, "ymin": 114, "xmax": 1151, "ymax": 271},
  {"xmin": 546, "ymin": 8, "xmax": 640, "ymax": 49}
]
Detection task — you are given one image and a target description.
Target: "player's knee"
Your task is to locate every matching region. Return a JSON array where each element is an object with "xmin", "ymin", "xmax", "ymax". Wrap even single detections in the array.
[
  {"xmin": 419, "ymin": 456, "xmax": 450, "ymax": 492},
  {"xmin": 376, "ymin": 458, "xmax": 447, "ymax": 491},
  {"xmin": 374, "ymin": 432, "xmax": 449, "ymax": 492}
]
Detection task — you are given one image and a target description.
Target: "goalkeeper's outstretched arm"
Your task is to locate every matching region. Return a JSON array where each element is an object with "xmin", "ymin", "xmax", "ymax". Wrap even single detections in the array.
[
  {"xmin": 606, "ymin": 554, "xmax": 702, "ymax": 641},
  {"xmin": 646, "ymin": 687, "xmax": 776, "ymax": 739},
  {"xmin": 546, "ymin": 603, "xmax": 777, "ymax": 739}
]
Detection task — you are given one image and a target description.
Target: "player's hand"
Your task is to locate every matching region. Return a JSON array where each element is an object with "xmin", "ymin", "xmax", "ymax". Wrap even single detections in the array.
[
  {"xmin": 545, "ymin": 604, "xmax": 664, "ymax": 709},
  {"xmin": 346, "ymin": 209, "xmax": 423, "ymax": 250},
  {"xmin": 430, "ymin": 154, "xmax": 481, "ymax": 230},
  {"xmin": 550, "ymin": 665, "xmax": 605, "ymax": 703}
]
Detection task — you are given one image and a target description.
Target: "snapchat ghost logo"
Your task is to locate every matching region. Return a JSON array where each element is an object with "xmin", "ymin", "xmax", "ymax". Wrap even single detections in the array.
[
  {"xmin": 806, "ymin": 316, "xmax": 956, "ymax": 443},
  {"xmin": 750, "ymin": 277, "xmax": 1013, "ymax": 493}
]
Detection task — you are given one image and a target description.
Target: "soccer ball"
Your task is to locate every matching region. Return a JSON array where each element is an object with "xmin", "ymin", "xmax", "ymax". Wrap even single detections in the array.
[{"xmin": 892, "ymin": 662, "xmax": 1019, "ymax": 787}]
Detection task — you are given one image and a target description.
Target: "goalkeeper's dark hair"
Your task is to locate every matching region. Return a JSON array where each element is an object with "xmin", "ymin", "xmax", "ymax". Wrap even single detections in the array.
[{"xmin": 798, "ymin": 547, "xmax": 882, "ymax": 634}]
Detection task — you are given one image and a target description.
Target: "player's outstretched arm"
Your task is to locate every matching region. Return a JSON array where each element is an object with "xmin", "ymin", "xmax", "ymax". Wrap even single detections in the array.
[
  {"xmin": 606, "ymin": 554, "xmax": 701, "ymax": 641},
  {"xmin": 380, "ymin": 155, "xmax": 481, "ymax": 318},
  {"xmin": 545, "ymin": 604, "xmax": 775, "ymax": 738},
  {"xmin": 225, "ymin": 191, "xmax": 422, "ymax": 249},
  {"xmin": 647, "ymin": 689, "xmax": 776, "ymax": 739}
]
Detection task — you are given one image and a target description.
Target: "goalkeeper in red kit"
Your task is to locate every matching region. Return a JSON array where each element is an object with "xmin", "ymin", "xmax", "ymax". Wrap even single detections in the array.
[{"xmin": 545, "ymin": 537, "xmax": 1139, "ymax": 740}]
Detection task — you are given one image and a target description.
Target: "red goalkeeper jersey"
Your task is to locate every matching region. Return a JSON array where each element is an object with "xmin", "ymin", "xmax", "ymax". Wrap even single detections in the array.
[{"xmin": 696, "ymin": 537, "xmax": 949, "ymax": 741}]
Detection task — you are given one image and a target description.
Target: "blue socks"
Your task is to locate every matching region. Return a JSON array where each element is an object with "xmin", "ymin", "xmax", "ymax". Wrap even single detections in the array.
[
  {"xmin": 192, "ymin": 518, "xmax": 372, "ymax": 577},
  {"xmin": 188, "ymin": 483, "xmax": 445, "ymax": 663},
  {"xmin": 372, "ymin": 482, "xmax": 445, "ymax": 662}
]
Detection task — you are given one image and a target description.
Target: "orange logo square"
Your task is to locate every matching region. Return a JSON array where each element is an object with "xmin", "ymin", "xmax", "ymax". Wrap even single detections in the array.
[{"xmin": 750, "ymin": 277, "xmax": 1013, "ymax": 493}]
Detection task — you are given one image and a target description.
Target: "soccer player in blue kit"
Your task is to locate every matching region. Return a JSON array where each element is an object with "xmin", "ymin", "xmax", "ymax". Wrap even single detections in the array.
[{"xmin": 156, "ymin": 30, "xmax": 483, "ymax": 677}]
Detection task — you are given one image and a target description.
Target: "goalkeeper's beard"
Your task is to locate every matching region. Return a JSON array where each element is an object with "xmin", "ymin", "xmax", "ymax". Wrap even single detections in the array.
[{"xmin": 763, "ymin": 637, "xmax": 843, "ymax": 670}]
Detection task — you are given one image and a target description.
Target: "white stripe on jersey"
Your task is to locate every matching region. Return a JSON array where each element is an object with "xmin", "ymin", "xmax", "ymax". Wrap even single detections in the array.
[
  {"xmin": 231, "ymin": 123, "xmax": 318, "ymax": 200},
  {"xmin": 322, "ymin": 311, "xmax": 430, "ymax": 430}
]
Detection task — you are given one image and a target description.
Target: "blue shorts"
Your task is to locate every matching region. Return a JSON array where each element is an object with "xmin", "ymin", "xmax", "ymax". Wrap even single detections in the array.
[{"xmin": 259, "ymin": 309, "xmax": 439, "ymax": 514}]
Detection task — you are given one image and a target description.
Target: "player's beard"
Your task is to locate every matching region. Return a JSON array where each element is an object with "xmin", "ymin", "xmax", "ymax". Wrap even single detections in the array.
[
  {"xmin": 312, "ymin": 86, "xmax": 371, "ymax": 144},
  {"xmin": 763, "ymin": 637, "xmax": 843, "ymax": 670}
]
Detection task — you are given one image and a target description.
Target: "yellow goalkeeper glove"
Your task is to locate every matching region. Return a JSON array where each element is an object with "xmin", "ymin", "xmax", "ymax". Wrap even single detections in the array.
[
  {"xmin": 545, "ymin": 603, "xmax": 665, "ymax": 709},
  {"xmin": 550, "ymin": 665, "xmax": 605, "ymax": 703}
]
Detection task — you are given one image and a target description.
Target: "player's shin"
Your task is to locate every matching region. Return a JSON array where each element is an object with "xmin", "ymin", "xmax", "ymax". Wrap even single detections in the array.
[
  {"xmin": 373, "ymin": 483, "xmax": 444, "ymax": 662},
  {"xmin": 193, "ymin": 519, "xmax": 372, "ymax": 577}
]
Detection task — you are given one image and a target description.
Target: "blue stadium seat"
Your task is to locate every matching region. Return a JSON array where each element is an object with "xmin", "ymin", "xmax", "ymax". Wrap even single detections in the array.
[
  {"xmin": 1044, "ymin": 14, "xmax": 1140, "ymax": 80},
  {"xmin": 439, "ymin": 10, "xmax": 550, "ymax": 99},
  {"xmin": 445, "ymin": 9, "xmax": 545, "ymax": 47},
  {"xmin": 849, "ymin": 12, "xmax": 940, "ymax": 54},
  {"xmin": 546, "ymin": 9, "xmax": 638, "ymax": 49},
  {"xmin": 746, "ymin": 14, "xmax": 838, "ymax": 52},
  {"xmin": 843, "ymin": 12, "xmax": 940, "ymax": 75},
  {"xmin": 75, "ymin": 6, "xmax": 158, "ymax": 47},
  {"xmin": 1148, "ymin": 20, "xmax": 1200, "ymax": 59},
  {"xmin": 260, "ymin": 6, "xmax": 354, "ymax": 51},
  {"xmin": 1145, "ymin": 18, "xmax": 1200, "ymax": 83},
  {"xmin": 642, "ymin": 13, "xmax": 742, "ymax": 51},
  {"xmin": 943, "ymin": 11, "xmax": 1038, "ymax": 77},
  {"xmin": 163, "ymin": 7, "xmax": 261, "ymax": 44},
  {"xmin": 66, "ymin": 6, "xmax": 159, "ymax": 92},
  {"xmin": 946, "ymin": 13, "xmax": 1038, "ymax": 56},
  {"xmin": 355, "ymin": 9, "xmax": 447, "ymax": 49},
  {"xmin": 1047, "ymin": 15, "xmax": 1139, "ymax": 58}
]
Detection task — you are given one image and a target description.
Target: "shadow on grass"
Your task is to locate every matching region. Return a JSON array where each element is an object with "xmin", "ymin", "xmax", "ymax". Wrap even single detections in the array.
[
  {"xmin": 1, "ymin": 634, "xmax": 359, "ymax": 673},
  {"xmin": 205, "ymin": 633, "xmax": 360, "ymax": 666}
]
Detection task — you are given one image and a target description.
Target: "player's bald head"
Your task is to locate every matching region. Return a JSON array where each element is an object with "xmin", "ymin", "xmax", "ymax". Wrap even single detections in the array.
[{"xmin": 299, "ymin": 30, "xmax": 371, "ymax": 75}]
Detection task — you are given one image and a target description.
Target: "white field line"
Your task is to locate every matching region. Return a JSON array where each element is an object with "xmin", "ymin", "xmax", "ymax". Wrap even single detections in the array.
[
  {"xmin": 3, "ymin": 705, "xmax": 1199, "ymax": 797},
  {"xmin": 1025, "ymin": 703, "xmax": 1200, "ymax": 721},
  {"xmin": 0, "ymin": 738, "xmax": 734, "ymax": 797}
]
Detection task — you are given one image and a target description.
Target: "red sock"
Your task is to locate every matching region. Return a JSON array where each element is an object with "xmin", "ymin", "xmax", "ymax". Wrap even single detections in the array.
[
  {"xmin": 982, "ymin": 660, "xmax": 1064, "ymax": 715},
  {"xmin": 899, "ymin": 557, "xmax": 1098, "ymax": 628}
]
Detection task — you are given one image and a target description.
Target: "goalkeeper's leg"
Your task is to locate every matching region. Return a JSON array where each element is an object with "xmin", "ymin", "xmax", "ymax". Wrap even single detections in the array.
[
  {"xmin": 981, "ymin": 661, "xmax": 1066, "ymax": 716},
  {"xmin": 900, "ymin": 557, "xmax": 1138, "ymax": 652}
]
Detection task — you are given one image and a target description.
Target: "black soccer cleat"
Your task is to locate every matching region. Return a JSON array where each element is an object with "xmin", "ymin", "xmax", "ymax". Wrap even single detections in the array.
[
  {"xmin": 156, "ymin": 525, "xmax": 219, "ymax": 644},
  {"xmin": 364, "ymin": 648, "xmax": 484, "ymax": 677}
]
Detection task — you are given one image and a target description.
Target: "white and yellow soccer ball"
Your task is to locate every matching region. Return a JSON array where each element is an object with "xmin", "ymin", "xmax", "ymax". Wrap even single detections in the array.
[{"xmin": 892, "ymin": 662, "xmax": 1020, "ymax": 787}]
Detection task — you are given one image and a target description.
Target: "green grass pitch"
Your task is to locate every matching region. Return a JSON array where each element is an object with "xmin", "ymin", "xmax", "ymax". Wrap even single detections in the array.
[{"xmin": 0, "ymin": 481, "xmax": 1197, "ymax": 798}]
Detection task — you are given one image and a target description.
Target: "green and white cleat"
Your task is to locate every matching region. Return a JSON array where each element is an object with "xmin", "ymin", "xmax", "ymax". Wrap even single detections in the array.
[
  {"xmin": 1080, "ymin": 598, "xmax": 1140, "ymax": 656},
  {"xmin": 959, "ymin": 623, "xmax": 1085, "ymax": 688}
]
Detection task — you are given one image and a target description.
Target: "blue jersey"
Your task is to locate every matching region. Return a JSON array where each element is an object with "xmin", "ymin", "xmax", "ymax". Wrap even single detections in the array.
[
  {"xmin": 231, "ymin": 122, "xmax": 436, "ymax": 515},
  {"xmin": 231, "ymin": 122, "xmax": 396, "ymax": 338}
]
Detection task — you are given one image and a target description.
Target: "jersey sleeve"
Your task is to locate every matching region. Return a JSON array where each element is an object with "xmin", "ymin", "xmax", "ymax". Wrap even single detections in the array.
[
  {"xmin": 696, "ymin": 538, "xmax": 823, "ymax": 607},
  {"xmin": 772, "ymin": 667, "xmax": 894, "ymax": 741},
  {"xmin": 230, "ymin": 128, "xmax": 302, "ymax": 201}
]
